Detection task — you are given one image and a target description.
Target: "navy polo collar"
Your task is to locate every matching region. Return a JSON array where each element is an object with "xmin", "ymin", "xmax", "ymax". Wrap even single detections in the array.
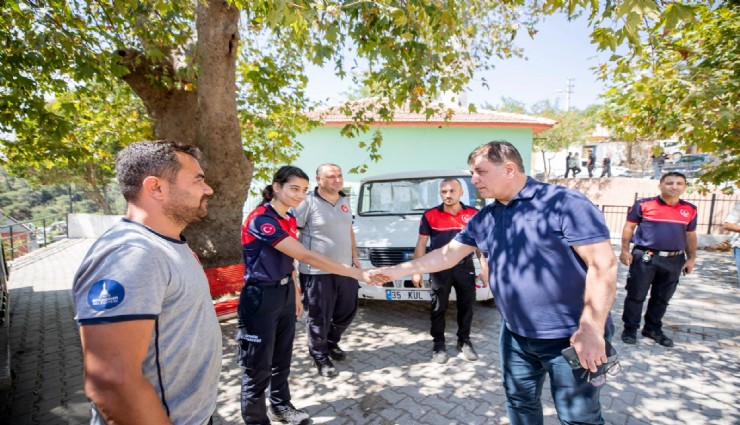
[
  {"xmin": 495, "ymin": 177, "xmax": 539, "ymax": 206},
  {"xmin": 656, "ymin": 196, "xmax": 684, "ymax": 207}
]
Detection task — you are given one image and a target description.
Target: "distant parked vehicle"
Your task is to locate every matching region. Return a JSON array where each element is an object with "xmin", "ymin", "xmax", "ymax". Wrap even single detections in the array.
[
  {"xmin": 656, "ymin": 139, "xmax": 684, "ymax": 160},
  {"xmin": 662, "ymin": 154, "xmax": 717, "ymax": 178},
  {"xmin": 45, "ymin": 221, "xmax": 68, "ymax": 242}
]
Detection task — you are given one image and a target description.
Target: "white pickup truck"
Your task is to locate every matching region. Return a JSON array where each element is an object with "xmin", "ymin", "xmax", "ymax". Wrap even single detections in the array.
[{"xmin": 352, "ymin": 170, "xmax": 493, "ymax": 302}]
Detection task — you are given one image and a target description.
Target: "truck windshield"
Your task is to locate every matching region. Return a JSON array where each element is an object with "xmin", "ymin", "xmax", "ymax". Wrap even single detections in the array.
[{"xmin": 358, "ymin": 177, "xmax": 485, "ymax": 215}]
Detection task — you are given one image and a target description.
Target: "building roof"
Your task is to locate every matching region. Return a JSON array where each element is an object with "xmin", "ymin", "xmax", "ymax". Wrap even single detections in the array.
[{"xmin": 307, "ymin": 98, "xmax": 557, "ymax": 134}]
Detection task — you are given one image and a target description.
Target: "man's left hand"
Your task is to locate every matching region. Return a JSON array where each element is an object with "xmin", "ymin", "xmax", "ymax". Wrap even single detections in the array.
[
  {"xmin": 683, "ymin": 258, "xmax": 695, "ymax": 275},
  {"xmin": 295, "ymin": 288, "xmax": 303, "ymax": 317},
  {"xmin": 570, "ymin": 327, "xmax": 607, "ymax": 373}
]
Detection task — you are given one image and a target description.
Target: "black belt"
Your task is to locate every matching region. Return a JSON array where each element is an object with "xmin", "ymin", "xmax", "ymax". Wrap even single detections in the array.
[
  {"xmin": 247, "ymin": 276, "xmax": 291, "ymax": 287},
  {"xmin": 633, "ymin": 245, "xmax": 685, "ymax": 257}
]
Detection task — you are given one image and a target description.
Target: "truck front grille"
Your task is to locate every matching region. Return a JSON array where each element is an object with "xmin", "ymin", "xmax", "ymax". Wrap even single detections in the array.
[{"xmin": 369, "ymin": 248, "xmax": 414, "ymax": 267}]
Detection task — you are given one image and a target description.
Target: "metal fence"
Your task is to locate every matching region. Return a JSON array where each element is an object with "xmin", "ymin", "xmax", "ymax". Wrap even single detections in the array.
[
  {"xmin": 599, "ymin": 193, "xmax": 740, "ymax": 237},
  {"xmin": 0, "ymin": 214, "xmax": 68, "ymax": 263}
]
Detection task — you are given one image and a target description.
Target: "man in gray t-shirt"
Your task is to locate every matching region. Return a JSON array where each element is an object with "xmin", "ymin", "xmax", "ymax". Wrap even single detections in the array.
[
  {"xmin": 294, "ymin": 164, "xmax": 360, "ymax": 378},
  {"xmin": 73, "ymin": 141, "xmax": 222, "ymax": 425}
]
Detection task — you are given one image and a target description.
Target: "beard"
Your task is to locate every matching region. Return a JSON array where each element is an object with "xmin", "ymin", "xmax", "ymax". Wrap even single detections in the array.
[{"xmin": 163, "ymin": 187, "xmax": 210, "ymax": 227}]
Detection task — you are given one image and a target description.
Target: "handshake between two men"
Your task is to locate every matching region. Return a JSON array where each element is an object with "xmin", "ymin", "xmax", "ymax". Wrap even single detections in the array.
[{"xmin": 358, "ymin": 267, "xmax": 397, "ymax": 287}]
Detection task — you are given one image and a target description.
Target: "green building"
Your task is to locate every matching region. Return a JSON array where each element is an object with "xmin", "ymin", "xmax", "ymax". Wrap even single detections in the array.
[{"xmin": 294, "ymin": 99, "xmax": 555, "ymax": 188}]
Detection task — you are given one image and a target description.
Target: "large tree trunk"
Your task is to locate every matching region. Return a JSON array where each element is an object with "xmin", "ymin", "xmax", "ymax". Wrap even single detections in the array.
[
  {"xmin": 119, "ymin": 1, "xmax": 251, "ymax": 268},
  {"xmin": 188, "ymin": 0, "xmax": 251, "ymax": 268}
]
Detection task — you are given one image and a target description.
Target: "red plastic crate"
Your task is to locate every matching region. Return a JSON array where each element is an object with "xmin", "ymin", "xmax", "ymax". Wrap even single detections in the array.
[{"xmin": 204, "ymin": 264, "xmax": 244, "ymax": 320}]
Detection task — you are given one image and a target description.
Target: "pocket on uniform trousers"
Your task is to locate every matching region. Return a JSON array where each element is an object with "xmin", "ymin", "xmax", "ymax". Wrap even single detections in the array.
[
  {"xmin": 236, "ymin": 330, "xmax": 263, "ymax": 369},
  {"xmin": 238, "ymin": 285, "xmax": 263, "ymax": 317}
]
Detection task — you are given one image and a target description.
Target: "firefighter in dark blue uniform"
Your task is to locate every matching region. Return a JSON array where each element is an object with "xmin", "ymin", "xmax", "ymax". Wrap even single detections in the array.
[
  {"xmin": 238, "ymin": 166, "xmax": 369, "ymax": 425},
  {"xmin": 619, "ymin": 172, "xmax": 698, "ymax": 348},
  {"xmin": 412, "ymin": 178, "xmax": 488, "ymax": 364}
]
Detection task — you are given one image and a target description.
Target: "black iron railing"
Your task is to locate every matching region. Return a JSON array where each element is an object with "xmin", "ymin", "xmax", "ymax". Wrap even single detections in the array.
[{"xmin": 0, "ymin": 214, "xmax": 68, "ymax": 262}]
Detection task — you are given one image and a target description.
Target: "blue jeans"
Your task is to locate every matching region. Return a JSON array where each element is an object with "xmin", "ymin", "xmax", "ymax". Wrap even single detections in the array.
[
  {"xmin": 499, "ymin": 323, "xmax": 614, "ymax": 425},
  {"xmin": 734, "ymin": 247, "xmax": 740, "ymax": 288}
]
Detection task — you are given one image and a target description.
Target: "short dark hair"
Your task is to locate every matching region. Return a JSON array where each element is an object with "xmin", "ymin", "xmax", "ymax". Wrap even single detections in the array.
[
  {"xmin": 116, "ymin": 140, "xmax": 201, "ymax": 202},
  {"xmin": 262, "ymin": 165, "xmax": 310, "ymax": 204},
  {"xmin": 468, "ymin": 141, "xmax": 525, "ymax": 173},
  {"xmin": 440, "ymin": 177, "xmax": 463, "ymax": 188},
  {"xmin": 660, "ymin": 172, "xmax": 687, "ymax": 183}
]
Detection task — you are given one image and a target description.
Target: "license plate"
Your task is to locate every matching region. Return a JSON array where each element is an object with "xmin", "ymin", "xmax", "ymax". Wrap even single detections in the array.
[{"xmin": 385, "ymin": 289, "xmax": 428, "ymax": 301}]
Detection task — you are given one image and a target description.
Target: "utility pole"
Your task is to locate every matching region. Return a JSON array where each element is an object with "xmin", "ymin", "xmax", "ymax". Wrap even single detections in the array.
[
  {"xmin": 564, "ymin": 78, "xmax": 574, "ymax": 112},
  {"xmin": 554, "ymin": 78, "xmax": 575, "ymax": 111}
]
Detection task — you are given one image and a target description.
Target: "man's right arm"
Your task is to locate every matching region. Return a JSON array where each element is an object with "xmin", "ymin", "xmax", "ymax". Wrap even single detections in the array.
[
  {"xmin": 81, "ymin": 320, "xmax": 172, "ymax": 425},
  {"xmin": 371, "ymin": 240, "xmax": 476, "ymax": 282},
  {"xmin": 619, "ymin": 222, "xmax": 638, "ymax": 266},
  {"xmin": 411, "ymin": 235, "xmax": 429, "ymax": 288}
]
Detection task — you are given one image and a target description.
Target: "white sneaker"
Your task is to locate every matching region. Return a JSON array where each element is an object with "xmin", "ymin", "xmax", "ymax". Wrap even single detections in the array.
[{"xmin": 267, "ymin": 403, "xmax": 310, "ymax": 425}]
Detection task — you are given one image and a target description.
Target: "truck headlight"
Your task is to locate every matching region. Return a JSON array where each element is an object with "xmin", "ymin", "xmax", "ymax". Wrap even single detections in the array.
[{"xmin": 356, "ymin": 247, "xmax": 369, "ymax": 260}]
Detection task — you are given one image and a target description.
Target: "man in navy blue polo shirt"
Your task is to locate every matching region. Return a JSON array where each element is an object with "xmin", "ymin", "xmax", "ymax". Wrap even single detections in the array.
[
  {"xmin": 371, "ymin": 141, "xmax": 618, "ymax": 425},
  {"xmin": 412, "ymin": 178, "xmax": 487, "ymax": 364},
  {"xmin": 619, "ymin": 172, "xmax": 697, "ymax": 348}
]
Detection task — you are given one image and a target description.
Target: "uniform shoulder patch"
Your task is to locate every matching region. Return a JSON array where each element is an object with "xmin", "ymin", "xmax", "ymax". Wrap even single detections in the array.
[{"xmin": 87, "ymin": 279, "xmax": 126, "ymax": 311}]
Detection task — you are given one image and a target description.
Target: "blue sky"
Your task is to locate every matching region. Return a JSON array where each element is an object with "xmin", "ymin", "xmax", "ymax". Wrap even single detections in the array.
[{"xmin": 304, "ymin": 12, "xmax": 610, "ymax": 111}]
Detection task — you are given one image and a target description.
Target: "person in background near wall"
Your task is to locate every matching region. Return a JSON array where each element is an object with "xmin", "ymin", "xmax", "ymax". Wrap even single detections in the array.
[
  {"xmin": 411, "ymin": 178, "xmax": 488, "ymax": 364},
  {"xmin": 723, "ymin": 201, "xmax": 740, "ymax": 288},
  {"xmin": 601, "ymin": 153, "xmax": 612, "ymax": 178},
  {"xmin": 650, "ymin": 151, "xmax": 667, "ymax": 180},
  {"xmin": 587, "ymin": 150, "xmax": 596, "ymax": 178},
  {"xmin": 620, "ymin": 172, "xmax": 697, "ymax": 348},
  {"xmin": 568, "ymin": 152, "xmax": 582, "ymax": 177},
  {"xmin": 564, "ymin": 152, "xmax": 572, "ymax": 178},
  {"xmin": 73, "ymin": 140, "xmax": 222, "ymax": 425},
  {"xmin": 238, "ymin": 165, "xmax": 373, "ymax": 425},
  {"xmin": 294, "ymin": 163, "xmax": 361, "ymax": 378}
]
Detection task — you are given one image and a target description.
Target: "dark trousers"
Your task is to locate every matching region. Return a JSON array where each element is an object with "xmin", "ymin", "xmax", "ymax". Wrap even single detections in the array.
[
  {"xmin": 430, "ymin": 258, "xmax": 476, "ymax": 346},
  {"xmin": 587, "ymin": 166, "xmax": 595, "ymax": 178},
  {"xmin": 300, "ymin": 273, "xmax": 359, "ymax": 361},
  {"xmin": 236, "ymin": 281, "xmax": 296, "ymax": 425},
  {"xmin": 622, "ymin": 249, "xmax": 684, "ymax": 333}
]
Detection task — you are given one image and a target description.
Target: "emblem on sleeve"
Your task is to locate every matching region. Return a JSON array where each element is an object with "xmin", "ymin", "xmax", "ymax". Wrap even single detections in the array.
[
  {"xmin": 341, "ymin": 204, "xmax": 349, "ymax": 213},
  {"xmin": 462, "ymin": 215, "xmax": 471, "ymax": 223},
  {"xmin": 261, "ymin": 223, "xmax": 276, "ymax": 235},
  {"xmin": 87, "ymin": 279, "xmax": 125, "ymax": 311}
]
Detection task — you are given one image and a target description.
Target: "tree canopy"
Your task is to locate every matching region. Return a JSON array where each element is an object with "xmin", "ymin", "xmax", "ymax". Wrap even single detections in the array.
[
  {"xmin": 2, "ymin": 0, "xmax": 731, "ymax": 265},
  {"xmin": 597, "ymin": 1, "xmax": 739, "ymax": 189}
]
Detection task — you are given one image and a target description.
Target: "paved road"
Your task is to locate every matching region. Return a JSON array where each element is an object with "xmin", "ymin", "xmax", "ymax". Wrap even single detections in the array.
[{"xmin": 1, "ymin": 238, "xmax": 738, "ymax": 424}]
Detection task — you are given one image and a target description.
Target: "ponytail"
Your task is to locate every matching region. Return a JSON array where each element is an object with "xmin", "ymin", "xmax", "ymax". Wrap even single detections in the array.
[{"xmin": 261, "ymin": 185, "xmax": 275, "ymax": 204}]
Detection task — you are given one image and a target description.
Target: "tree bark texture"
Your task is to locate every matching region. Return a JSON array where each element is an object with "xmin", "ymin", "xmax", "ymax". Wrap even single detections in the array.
[
  {"xmin": 189, "ymin": 0, "xmax": 251, "ymax": 267},
  {"xmin": 118, "ymin": 1, "xmax": 251, "ymax": 267}
]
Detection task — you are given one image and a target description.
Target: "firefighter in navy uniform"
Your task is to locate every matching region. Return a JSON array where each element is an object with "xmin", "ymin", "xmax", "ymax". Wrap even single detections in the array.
[
  {"xmin": 238, "ymin": 166, "xmax": 369, "ymax": 425},
  {"xmin": 619, "ymin": 172, "xmax": 698, "ymax": 348},
  {"xmin": 412, "ymin": 178, "xmax": 488, "ymax": 364}
]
